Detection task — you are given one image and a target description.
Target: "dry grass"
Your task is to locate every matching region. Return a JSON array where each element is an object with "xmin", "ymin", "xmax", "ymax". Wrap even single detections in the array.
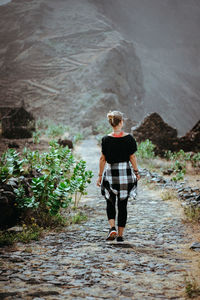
[
  {"xmin": 160, "ymin": 189, "xmax": 178, "ymax": 201},
  {"xmin": 184, "ymin": 206, "xmax": 200, "ymax": 223}
]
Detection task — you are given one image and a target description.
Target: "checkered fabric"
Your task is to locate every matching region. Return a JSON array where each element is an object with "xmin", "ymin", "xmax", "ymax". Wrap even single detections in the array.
[{"xmin": 101, "ymin": 162, "xmax": 137, "ymax": 201}]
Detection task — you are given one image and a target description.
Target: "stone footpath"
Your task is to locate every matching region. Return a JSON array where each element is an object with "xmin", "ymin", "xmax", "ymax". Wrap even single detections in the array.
[{"xmin": 0, "ymin": 137, "xmax": 194, "ymax": 299}]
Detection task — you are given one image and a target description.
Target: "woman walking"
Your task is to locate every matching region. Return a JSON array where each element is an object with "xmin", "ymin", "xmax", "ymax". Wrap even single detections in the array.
[{"xmin": 97, "ymin": 111, "xmax": 140, "ymax": 242}]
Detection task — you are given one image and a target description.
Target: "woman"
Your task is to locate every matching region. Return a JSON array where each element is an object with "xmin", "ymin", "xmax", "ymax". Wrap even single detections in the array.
[{"xmin": 97, "ymin": 111, "xmax": 140, "ymax": 242}]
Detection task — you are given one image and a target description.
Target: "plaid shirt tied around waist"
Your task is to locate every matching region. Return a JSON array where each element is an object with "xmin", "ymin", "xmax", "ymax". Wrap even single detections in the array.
[{"xmin": 101, "ymin": 161, "xmax": 137, "ymax": 201}]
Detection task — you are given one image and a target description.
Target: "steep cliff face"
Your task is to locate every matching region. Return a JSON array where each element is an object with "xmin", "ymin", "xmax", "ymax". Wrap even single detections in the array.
[
  {"xmin": 96, "ymin": 0, "xmax": 200, "ymax": 135},
  {"xmin": 0, "ymin": 0, "xmax": 144, "ymax": 128}
]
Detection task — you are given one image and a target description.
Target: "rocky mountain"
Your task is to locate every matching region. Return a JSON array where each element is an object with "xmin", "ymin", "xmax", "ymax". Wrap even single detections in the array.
[
  {"xmin": 0, "ymin": 0, "xmax": 144, "ymax": 130},
  {"xmin": 0, "ymin": 0, "xmax": 199, "ymax": 134}
]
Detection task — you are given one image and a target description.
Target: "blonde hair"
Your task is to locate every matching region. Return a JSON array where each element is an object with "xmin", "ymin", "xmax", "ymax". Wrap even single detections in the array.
[{"xmin": 107, "ymin": 111, "xmax": 124, "ymax": 127}]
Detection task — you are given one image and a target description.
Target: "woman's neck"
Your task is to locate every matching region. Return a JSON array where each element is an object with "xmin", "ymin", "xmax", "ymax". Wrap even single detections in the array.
[
  {"xmin": 113, "ymin": 126, "xmax": 122, "ymax": 133},
  {"xmin": 113, "ymin": 130, "xmax": 122, "ymax": 133},
  {"xmin": 112, "ymin": 127, "xmax": 124, "ymax": 137}
]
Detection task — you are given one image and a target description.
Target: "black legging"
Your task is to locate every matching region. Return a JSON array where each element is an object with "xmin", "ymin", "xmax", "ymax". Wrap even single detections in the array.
[{"xmin": 106, "ymin": 193, "xmax": 128, "ymax": 227}]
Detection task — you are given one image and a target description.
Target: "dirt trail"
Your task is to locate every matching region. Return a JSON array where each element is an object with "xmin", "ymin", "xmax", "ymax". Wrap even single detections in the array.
[{"xmin": 0, "ymin": 136, "xmax": 196, "ymax": 299}]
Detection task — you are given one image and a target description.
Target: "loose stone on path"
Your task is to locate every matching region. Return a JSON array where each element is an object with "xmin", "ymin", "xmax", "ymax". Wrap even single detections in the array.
[{"xmin": 0, "ymin": 136, "xmax": 195, "ymax": 299}]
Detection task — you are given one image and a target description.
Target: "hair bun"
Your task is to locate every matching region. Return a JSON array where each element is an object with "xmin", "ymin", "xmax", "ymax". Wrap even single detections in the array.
[
  {"xmin": 107, "ymin": 110, "xmax": 124, "ymax": 127},
  {"xmin": 107, "ymin": 111, "xmax": 114, "ymax": 121}
]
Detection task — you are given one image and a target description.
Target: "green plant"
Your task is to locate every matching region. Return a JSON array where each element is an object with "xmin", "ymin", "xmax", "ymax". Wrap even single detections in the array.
[
  {"xmin": 137, "ymin": 139, "xmax": 155, "ymax": 159},
  {"xmin": 25, "ymin": 144, "xmax": 92, "ymax": 214},
  {"xmin": 0, "ymin": 142, "xmax": 93, "ymax": 221},
  {"xmin": 32, "ymin": 130, "xmax": 41, "ymax": 144},
  {"xmin": 46, "ymin": 124, "xmax": 69, "ymax": 138},
  {"xmin": 171, "ymin": 159, "xmax": 186, "ymax": 181},
  {"xmin": 165, "ymin": 149, "xmax": 191, "ymax": 161},
  {"xmin": 22, "ymin": 148, "xmax": 40, "ymax": 174},
  {"xmin": 164, "ymin": 149, "xmax": 197, "ymax": 181},
  {"xmin": 0, "ymin": 224, "xmax": 43, "ymax": 247},
  {"xmin": 73, "ymin": 132, "xmax": 84, "ymax": 143},
  {"xmin": 36, "ymin": 119, "xmax": 70, "ymax": 138},
  {"xmin": 70, "ymin": 160, "xmax": 93, "ymax": 207},
  {"xmin": 36, "ymin": 119, "xmax": 49, "ymax": 131},
  {"xmin": 71, "ymin": 212, "xmax": 87, "ymax": 224},
  {"xmin": 0, "ymin": 149, "xmax": 24, "ymax": 182},
  {"xmin": 171, "ymin": 170, "xmax": 185, "ymax": 182},
  {"xmin": 191, "ymin": 153, "xmax": 200, "ymax": 167}
]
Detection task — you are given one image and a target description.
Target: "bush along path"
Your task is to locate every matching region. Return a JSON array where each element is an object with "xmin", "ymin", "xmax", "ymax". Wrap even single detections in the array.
[{"xmin": 0, "ymin": 136, "xmax": 198, "ymax": 299}]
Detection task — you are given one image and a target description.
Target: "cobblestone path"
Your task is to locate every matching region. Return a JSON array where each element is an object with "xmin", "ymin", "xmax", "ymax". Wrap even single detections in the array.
[{"xmin": 0, "ymin": 137, "xmax": 193, "ymax": 299}]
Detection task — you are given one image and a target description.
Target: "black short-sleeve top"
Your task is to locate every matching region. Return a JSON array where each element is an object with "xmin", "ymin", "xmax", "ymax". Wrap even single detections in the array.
[{"xmin": 101, "ymin": 134, "xmax": 137, "ymax": 164}]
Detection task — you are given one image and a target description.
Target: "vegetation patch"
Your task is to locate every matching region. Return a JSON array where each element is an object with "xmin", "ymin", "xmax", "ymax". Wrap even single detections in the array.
[
  {"xmin": 184, "ymin": 206, "xmax": 200, "ymax": 223},
  {"xmin": 71, "ymin": 211, "xmax": 88, "ymax": 224},
  {"xmin": 0, "ymin": 223, "xmax": 43, "ymax": 247},
  {"xmin": 137, "ymin": 139, "xmax": 155, "ymax": 160},
  {"xmin": 160, "ymin": 189, "xmax": 178, "ymax": 201},
  {"xmin": 35, "ymin": 119, "xmax": 85, "ymax": 143},
  {"xmin": 185, "ymin": 278, "xmax": 200, "ymax": 298},
  {"xmin": 164, "ymin": 150, "xmax": 200, "ymax": 181},
  {"xmin": 0, "ymin": 141, "xmax": 93, "ymax": 245}
]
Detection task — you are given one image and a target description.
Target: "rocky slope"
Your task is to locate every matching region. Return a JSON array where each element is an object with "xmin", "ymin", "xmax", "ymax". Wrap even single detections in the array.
[{"xmin": 0, "ymin": 0, "xmax": 144, "ymax": 129}]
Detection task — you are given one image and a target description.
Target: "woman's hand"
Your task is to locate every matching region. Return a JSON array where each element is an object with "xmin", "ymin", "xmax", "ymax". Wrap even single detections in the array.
[
  {"xmin": 96, "ymin": 175, "xmax": 102, "ymax": 187},
  {"xmin": 135, "ymin": 173, "xmax": 140, "ymax": 181}
]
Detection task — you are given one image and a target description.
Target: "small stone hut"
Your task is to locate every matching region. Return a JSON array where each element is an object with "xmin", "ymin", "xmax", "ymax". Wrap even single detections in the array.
[{"xmin": 1, "ymin": 106, "xmax": 35, "ymax": 139}]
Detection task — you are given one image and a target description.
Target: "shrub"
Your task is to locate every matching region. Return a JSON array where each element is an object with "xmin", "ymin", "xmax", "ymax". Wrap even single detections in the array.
[
  {"xmin": 137, "ymin": 139, "xmax": 155, "ymax": 159},
  {"xmin": 71, "ymin": 212, "xmax": 87, "ymax": 224},
  {"xmin": 191, "ymin": 153, "xmax": 200, "ymax": 168},
  {"xmin": 164, "ymin": 149, "xmax": 200, "ymax": 181},
  {"xmin": 0, "ymin": 142, "xmax": 93, "ymax": 220}
]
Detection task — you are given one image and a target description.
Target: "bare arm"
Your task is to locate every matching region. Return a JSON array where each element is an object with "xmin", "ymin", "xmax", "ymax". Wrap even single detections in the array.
[
  {"xmin": 97, "ymin": 153, "xmax": 106, "ymax": 186},
  {"xmin": 129, "ymin": 154, "xmax": 140, "ymax": 180}
]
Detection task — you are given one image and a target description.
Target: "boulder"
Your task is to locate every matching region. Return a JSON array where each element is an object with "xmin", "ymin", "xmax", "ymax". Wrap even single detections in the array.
[
  {"xmin": 58, "ymin": 138, "xmax": 73, "ymax": 149},
  {"xmin": 0, "ymin": 184, "xmax": 19, "ymax": 229},
  {"xmin": 1, "ymin": 106, "xmax": 35, "ymax": 139}
]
